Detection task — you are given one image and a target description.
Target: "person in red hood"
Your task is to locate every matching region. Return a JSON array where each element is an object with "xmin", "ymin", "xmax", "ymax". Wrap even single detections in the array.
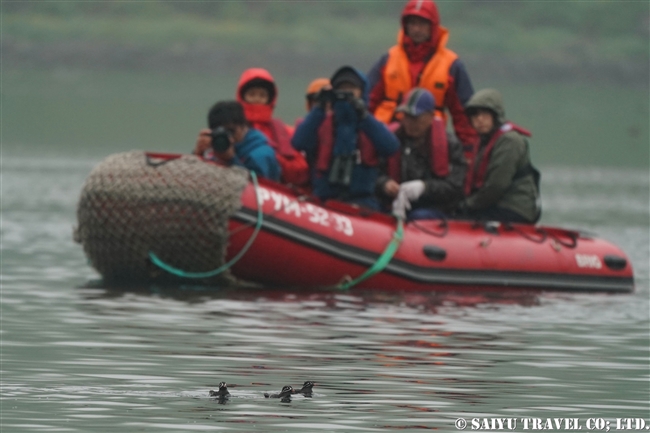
[
  {"xmin": 236, "ymin": 68, "xmax": 310, "ymax": 187},
  {"xmin": 367, "ymin": 0, "xmax": 478, "ymax": 192}
]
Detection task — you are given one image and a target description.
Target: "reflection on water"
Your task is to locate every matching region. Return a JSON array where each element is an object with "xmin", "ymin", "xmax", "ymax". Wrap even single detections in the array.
[{"xmin": 1, "ymin": 156, "xmax": 649, "ymax": 431}]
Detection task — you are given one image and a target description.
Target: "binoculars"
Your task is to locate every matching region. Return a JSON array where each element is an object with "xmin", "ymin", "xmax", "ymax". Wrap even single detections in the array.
[
  {"xmin": 318, "ymin": 89, "xmax": 354, "ymax": 105},
  {"xmin": 328, "ymin": 153, "xmax": 356, "ymax": 187}
]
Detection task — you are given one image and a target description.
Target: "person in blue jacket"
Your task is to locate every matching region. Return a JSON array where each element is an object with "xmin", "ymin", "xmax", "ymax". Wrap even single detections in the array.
[
  {"xmin": 193, "ymin": 100, "xmax": 281, "ymax": 181},
  {"xmin": 292, "ymin": 66, "xmax": 399, "ymax": 209}
]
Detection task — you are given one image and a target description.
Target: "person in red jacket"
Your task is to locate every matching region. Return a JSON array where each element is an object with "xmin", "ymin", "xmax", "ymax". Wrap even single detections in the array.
[
  {"xmin": 367, "ymin": 0, "xmax": 478, "ymax": 185},
  {"xmin": 236, "ymin": 68, "xmax": 310, "ymax": 187}
]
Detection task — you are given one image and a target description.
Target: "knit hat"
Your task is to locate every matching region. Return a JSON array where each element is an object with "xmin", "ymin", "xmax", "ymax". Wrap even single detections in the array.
[{"xmin": 396, "ymin": 88, "xmax": 436, "ymax": 116}]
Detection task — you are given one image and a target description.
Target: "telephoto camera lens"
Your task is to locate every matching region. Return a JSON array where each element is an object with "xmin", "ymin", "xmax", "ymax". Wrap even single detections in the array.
[{"xmin": 210, "ymin": 127, "xmax": 232, "ymax": 153}]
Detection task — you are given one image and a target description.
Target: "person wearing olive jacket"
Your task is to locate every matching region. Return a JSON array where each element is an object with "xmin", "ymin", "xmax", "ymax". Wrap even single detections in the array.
[{"xmin": 459, "ymin": 88, "xmax": 541, "ymax": 223}]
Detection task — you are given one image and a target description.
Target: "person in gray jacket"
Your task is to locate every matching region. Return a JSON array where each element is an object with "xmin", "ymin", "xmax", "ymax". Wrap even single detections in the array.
[
  {"xmin": 376, "ymin": 88, "xmax": 467, "ymax": 219},
  {"xmin": 459, "ymin": 88, "xmax": 541, "ymax": 223}
]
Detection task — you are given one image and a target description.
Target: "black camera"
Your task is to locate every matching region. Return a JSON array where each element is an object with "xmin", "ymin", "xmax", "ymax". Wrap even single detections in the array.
[
  {"xmin": 318, "ymin": 89, "xmax": 354, "ymax": 105},
  {"xmin": 210, "ymin": 127, "xmax": 232, "ymax": 153}
]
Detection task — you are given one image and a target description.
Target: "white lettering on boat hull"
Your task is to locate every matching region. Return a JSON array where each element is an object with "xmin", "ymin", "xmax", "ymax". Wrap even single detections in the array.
[
  {"xmin": 575, "ymin": 254, "xmax": 602, "ymax": 269},
  {"xmin": 256, "ymin": 187, "xmax": 354, "ymax": 236}
]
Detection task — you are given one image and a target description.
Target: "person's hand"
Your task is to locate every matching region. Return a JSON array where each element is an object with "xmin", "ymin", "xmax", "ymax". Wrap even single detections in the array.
[
  {"xmin": 392, "ymin": 180, "xmax": 426, "ymax": 219},
  {"xmin": 193, "ymin": 128, "xmax": 212, "ymax": 156},
  {"xmin": 350, "ymin": 97, "xmax": 368, "ymax": 119},
  {"xmin": 383, "ymin": 179, "xmax": 400, "ymax": 198}
]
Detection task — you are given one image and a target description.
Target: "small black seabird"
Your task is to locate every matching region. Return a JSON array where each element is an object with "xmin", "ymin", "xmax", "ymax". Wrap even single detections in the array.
[
  {"xmin": 293, "ymin": 381, "xmax": 314, "ymax": 397},
  {"xmin": 264, "ymin": 385, "xmax": 294, "ymax": 400},
  {"xmin": 209, "ymin": 382, "xmax": 230, "ymax": 401}
]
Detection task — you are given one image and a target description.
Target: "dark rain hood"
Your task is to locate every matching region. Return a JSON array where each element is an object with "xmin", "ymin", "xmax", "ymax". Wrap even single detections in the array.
[
  {"xmin": 330, "ymin": 66, "xmax": 370, "ymax": 103},
  {"xmin": 465, "ymin": 88, "xmax": 507, "ymax": 125}
]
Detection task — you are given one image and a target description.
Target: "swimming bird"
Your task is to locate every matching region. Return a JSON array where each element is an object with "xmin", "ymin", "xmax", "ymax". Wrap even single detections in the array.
[
  {"xmin": 293, "ymin": 381, "xmax": 314, "ymax": 397},
  {"xmin": 264, "ymin": 385, "xmax": 294, "ymax": 400},
  {"xmin": 209, "ymin": 382, "xmax": 230, "ymax": 401}
]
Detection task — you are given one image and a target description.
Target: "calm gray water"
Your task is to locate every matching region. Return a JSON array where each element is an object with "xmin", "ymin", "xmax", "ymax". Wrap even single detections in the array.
[{"xmin": 1, "ymin": 155, "xmax": 649, "ymax": 432}]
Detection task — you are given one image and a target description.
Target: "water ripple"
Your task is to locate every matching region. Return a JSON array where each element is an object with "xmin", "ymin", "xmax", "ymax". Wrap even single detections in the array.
[{"xmin": 2, "ymin": 163, "xmax": 648, "ymax": 431}]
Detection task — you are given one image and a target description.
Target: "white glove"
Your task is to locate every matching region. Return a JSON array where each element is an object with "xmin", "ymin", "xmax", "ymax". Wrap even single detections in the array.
[{"xmin": 392, "ymin": 180, "xmax": 425, "ymax": 219}]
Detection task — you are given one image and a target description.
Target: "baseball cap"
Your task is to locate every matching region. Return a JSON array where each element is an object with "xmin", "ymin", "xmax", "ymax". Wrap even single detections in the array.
[{"xmin": 396, "ymin": 88, "xmax": 436, "ymax": 116}]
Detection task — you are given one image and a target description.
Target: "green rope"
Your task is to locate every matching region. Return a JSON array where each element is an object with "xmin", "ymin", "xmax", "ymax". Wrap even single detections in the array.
[
  {"xmin": 337, "ymin": 217, "xmax": 404, "ymax": 290},
  {"xmin": 148, "ymin": 171, "xmax": 263, "ymax": 279}
]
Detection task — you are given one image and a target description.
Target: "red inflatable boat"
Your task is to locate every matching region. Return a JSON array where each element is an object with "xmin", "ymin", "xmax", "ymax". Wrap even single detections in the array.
[
  {"xmin": 225, "ymin": 176, "xmax": 634, "ymax": 293},
  {"xmin": 75, "ymin": 151, "xmax": 634, "ymax": 293}
]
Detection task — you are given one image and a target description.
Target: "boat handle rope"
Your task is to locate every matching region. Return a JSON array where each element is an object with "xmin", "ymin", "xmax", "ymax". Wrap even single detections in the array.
[
  {"xmin": 148, "ymin": 171, "xmax": 264, "ymax": 279},
  {"xmin": 411, "ymin": 217, "xmax": 448, "ymax": 238},
  {"xmin": 337, "ymin": 216, "xmax": 404, "ymax": 291},
  {"xmin": 503, "ymin": 223, "xmax": 547, "ymax": 243},
  {"xmin": 549, "ymin": 231, "xmax": 578, "ymax": 248}
]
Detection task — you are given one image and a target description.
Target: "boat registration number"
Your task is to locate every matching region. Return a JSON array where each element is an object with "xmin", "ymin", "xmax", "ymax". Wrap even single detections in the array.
[{"xmin": 257, "ymin": 187, "xmax": 354, "ymax": 236}]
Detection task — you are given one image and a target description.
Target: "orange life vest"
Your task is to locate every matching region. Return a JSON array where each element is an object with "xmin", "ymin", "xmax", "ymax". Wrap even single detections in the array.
[
  {"xmin": 386, "ymin": 116, "xmax": 449, "ymax": 180},
  {"xmin": 472, "ymin": 122, "xmax": 532, "ymax": 189},
  {"xmin": 374, "ymin": 28, "xmax": 458, "ymax": 125},
  {"xmin": 315, "ymin": 113, "xmax": 378, "ymax": 172}
]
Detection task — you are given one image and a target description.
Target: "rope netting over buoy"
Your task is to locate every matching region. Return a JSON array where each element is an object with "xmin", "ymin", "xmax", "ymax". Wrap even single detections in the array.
[{"xmin": 73, "ymin": 151, "xmax": 249, "ymax": 284}]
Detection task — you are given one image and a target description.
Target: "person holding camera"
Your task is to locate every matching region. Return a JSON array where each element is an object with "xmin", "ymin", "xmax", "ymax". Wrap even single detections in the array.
[
  {"xmin": 193, "ymin": 100, "xmax": 281, "ymax": 181},
  {"xmin": 291, "ymin": 66, "xmax": 399, "ymax": 210},
  {"xmin": 377, "ymin": 88, "xmax": 467, "ymax": 220}
]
